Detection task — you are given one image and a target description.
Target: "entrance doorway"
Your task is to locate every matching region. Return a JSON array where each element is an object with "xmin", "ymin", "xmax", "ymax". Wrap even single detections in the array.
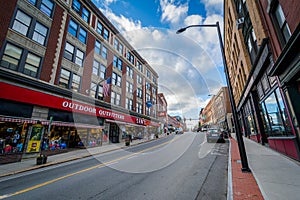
[{"xmin": 109, "ymin": 123, "xmax": 120, "ymax": 143}]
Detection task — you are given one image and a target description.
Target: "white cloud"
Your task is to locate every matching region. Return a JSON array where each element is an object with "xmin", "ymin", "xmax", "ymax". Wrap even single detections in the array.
[
  {"xmin": 96, "ymin": 1, "xmax": 225, "ymax": 119},
  {"xmin": 200, "ymin": 0, "xmax": 224, "ymax": 15},
  {"xmin": 160, "ymin": 0, "xmax": 188, "ymax": 25}
]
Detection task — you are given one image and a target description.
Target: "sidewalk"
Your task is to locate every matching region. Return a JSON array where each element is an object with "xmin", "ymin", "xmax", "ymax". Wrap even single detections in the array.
[{"xmin": 231, "ymin": 135, "xmax": 300, "ymax": 200}]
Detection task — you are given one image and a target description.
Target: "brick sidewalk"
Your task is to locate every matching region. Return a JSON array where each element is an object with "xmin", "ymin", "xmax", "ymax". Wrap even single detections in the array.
[{"xmin": 230, "ymin": 138, "xmax": 264, "ymax": 200}]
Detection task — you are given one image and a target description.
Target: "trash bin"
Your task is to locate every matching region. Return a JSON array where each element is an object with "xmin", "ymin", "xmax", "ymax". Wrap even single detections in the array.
[
  {"xmin": 125, "ymin": 135, "xmax": 130, "ymax": 146},
  {"xmin": 36, "ymin": 154, "xmax": 47, "ymax": 165}
]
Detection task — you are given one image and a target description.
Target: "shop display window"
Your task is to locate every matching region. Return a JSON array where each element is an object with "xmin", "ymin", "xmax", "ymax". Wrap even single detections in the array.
[{"xmin": 0, "ymin": 122, "xmax": 27, "ymax": 154}]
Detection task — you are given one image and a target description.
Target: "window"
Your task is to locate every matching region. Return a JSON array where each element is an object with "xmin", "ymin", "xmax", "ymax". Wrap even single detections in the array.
[
  {"xmin": 93, "ymin": 61, "xmax": 106, "ymax": 79},
  {"xmin": 153, "ymin": 76, "xmax": 157, "ymax": 83},
  {"xmin": 0, "ymin": 43, "xmax": 41, "ymax": 78},
  {"xmin": 64, "ymin": 42, "xmax": 74, "ymax": 61},
  {"xmin": 103, "ymin": 28, "xmax": 109, "ymax": 41},
  {"xmin": 126, "ymin": 66, "xmax": 133, "ymax": 78},
  {"xmin": 23, "ymin": 53, "xmax": 41, "ymax": 78},
  {"xmin": 75, "ymin": 49, "xmax": 84, "ymax": 67},
  {"xmin": 137, "ymin": 74, "xmax": 142, "ymax": 84},
  {"xmin": 100, "ymin": 64, "xmax": 106, "ymax": 79},
  {"xmin": 40, "ymin": 0, "xmax": 54, "ymax": 17},
  {"xmin": 146, "ymin": 82, "xmax": 151, "ymax": 90},
  {"xmin": 68, "ymin": 19, "xmax": 87, "ymax": 44},
  {"xmin": 64, "ymin": 42, "xmax": 85, "ymax": 67},
  {"xmin": 137, "ymin": 88, "xmax": 143, "ymax": 99},
  {"xmin": 29, "ymin": 0, "xmax": 54, "ymax": 17},
  {"xmin": 59, "ymin": 68, "xmax": 71, "ymax": 89},
  {"xmin": 1, "ymin": 43, "xmax": 23, "ymax": 71},
  {"xmin": 58, "ymin": 68, "xmax": 81, "ymax": 92},
  {"xmin": 110, "ymin": 92, "xmax": 120, "ymax": 105},
  {"xmin": 136, "ymin": 61, "xmax": 143, "ymax": 72},
  {"xmin": 71, "ymin": 73, "xmax": 81, "ymax": 92},
  {"xmin": 146, "ymin": 107, "xmax": 151, "ymax": 116},
  {"xmin": 146, "ymin": 93, "xmax": 150, "ymax": 101},
  {"xmin": 136, "ymin": 103, "xmax": 143, "ymax": 114},
  {"xmin": 113, "ymin": 55, "xmax": 122, "ymax": 71},
  {"xmin": 114, "ymin": 39, "xmax": 123, "ymax": 55},
  {"xmin": 12, "ymin": 10, "xmax": 31, "ymax": 36},
  {"xmin": 272, "ymin": 3, "xmax": 291, "ymax": 46},
  {"xmin": 82, "ymin": 7, "xmax": 90, "ymax": 23},
  {"xmin": 146, "ymin": 69, "xmax": 151, "ymax": 78},
  {"xmin": 95, "ymin": 40, "xmax": 101, "ymax": 55},
  {"xmin": 96, "ymin": 21, "xmax": 103, "ymax": 35},
  {"xmin": 116, "ymin": 93, "xmax": 121, "ymax": 106},
  {"xmin": 33, "ymin": 22, "xmax": 48, "ymax": 45},
  {"xmin": 12, "ymin": 10, "xmax": 49, "ymax": 46},
  {"xmin": 261, "ymin": 90, "xmax": 292, "ymax": 137},
  {"xmin": 72, "ymin": 0, "xmax": 90, "ymax": 23},
  {"xmin": 112, "ymin": 72, "xmax": 121, "ymax": 87},
  {"xmin": 111, "ymin": 91, "xmax": 116, "ymax": 104},
  {"xmin": 126, "ymin": 98, "xmax": 133, "ymax": 110},
  {"xmin": 92, "ymin": 60, "xmax": 100, "ymax": 75},
  {"xmin": 90, "ymin": 82, "xmax": 97, "ymax": 98},
  {"xmin": 126, "ymin": 51, "xmax": 134, "ymax": 64},
  {"xmin": 246, "ymin": 27, "xmax": 258, "ymax": 63},
  {"xmin": 102, "ymin": 46, "xmax": 107, "ymax": 60},
  {"xmin": 126, "ymin": 81, "xmax": 133, "ymax": 93},
  {"xmin": 152, "ymin": 87, "xmax": 156, "ymax": 95}
]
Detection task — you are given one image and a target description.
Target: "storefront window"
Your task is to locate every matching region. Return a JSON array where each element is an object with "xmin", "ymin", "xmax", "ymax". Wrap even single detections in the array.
[
  {"xmin": 275, "ymin": 88, "xmax": 293, "ymax": 135},
  {"xmin": 0, "ymin": 122, "xmax": 27, "ymax": 154},
  {"xmin": 262, "ymin": 91, "xmax": 292, "ymax": 137}
]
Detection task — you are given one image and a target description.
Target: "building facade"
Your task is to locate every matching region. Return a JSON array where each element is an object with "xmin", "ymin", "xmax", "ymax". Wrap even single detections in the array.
[
  {"xmin": 224, "ymin": 0, "xmax": 300, "ymax": 160},
  {"xmin": 0, "ymin": 0, "xmax": 159, "ymax": 162},
  {"xmin": 157, "ymin": 93, "xmax": 168, "ymax": 133}
]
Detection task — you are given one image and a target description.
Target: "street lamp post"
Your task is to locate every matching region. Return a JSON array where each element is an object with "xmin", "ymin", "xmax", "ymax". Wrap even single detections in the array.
[{"xmin": 177, "ymin": 21, "xmax": 251, "ymax": 172}]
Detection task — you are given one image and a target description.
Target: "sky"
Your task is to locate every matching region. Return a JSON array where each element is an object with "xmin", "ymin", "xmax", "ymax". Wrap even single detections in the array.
[{"xmin": 92, "ymin": 0, "xmax": 226, "ymax": 128}]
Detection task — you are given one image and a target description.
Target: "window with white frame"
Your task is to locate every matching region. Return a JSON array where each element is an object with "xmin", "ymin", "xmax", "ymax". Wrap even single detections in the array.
[
  {"xmin": 95, "ymin": 40, "xmax": 101, "ymax": 55},
  {"xmin": 136, "ymin": 103, "xmax": 143, "ymax": 114},
  {"xmin": 136, "ymin": 61, "xmax": 143, "ymax": 72},
  {"xmin": 126, "ymin": 81, "xmax": 133, "ymax": 94},
  {"xmin": 126, "ymin": 98, "xmax": 133, "ymax": 110},
  {"xmin": 137, "ymin": 74, "xmax": 142, "ymax": 84},
  {"xmin": 126, "ymin": 66, "xmax": 133, "ymax": 79},
  {"xmin": 146, "ymin": 82, "xmax": 151, "ymax": 90},
  {"xmin": 137, "ymin": 88, "xmax": 143, "ymax": 99}
]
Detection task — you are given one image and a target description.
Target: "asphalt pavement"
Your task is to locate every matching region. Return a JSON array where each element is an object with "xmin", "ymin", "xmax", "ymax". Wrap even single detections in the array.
[{"xmin": 1, "ymin": 132, "xmax": 300, "ymax": 200}]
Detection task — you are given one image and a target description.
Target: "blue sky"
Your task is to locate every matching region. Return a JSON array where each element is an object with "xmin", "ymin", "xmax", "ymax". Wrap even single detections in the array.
[{"xmin": 92, "ymin": 0, "xmax": 225, "ymax": 128}]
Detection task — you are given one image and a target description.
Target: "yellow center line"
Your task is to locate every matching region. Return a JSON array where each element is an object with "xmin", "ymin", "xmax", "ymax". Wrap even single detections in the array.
[{"xmin": 0, "ymin": 136, "xmax": 180, "ymax": 199}]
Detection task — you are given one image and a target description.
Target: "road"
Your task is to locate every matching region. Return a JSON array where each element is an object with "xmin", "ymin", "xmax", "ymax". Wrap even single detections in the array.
[{"xmin": 0, "ymin": 132, "xmax": 229, "ymax": 200}]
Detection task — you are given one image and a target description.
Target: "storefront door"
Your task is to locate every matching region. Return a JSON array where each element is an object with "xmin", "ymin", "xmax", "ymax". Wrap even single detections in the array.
[{"xmin": 109, "ymin": 123, "xmax": 120, "ymax": 143}]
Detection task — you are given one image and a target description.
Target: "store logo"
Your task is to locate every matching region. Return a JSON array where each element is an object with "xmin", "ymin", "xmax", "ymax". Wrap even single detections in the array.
[{"xmin": 62, "ymin": 101, "xmax": 96, "ymax": 114}]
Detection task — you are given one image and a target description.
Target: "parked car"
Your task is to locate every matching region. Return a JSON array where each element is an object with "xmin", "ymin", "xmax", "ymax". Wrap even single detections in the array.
[
  {"xmin": 206, "ymin": 128, "xmax": 225, "ymax": 143},
  {"xmin": 175, "ymin": 127, "xmax": 184, "ymax": 134}
]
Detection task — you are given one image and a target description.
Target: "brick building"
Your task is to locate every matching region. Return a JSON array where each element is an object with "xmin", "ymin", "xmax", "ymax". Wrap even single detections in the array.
[
  {"xmin": 224, "ymin": 0, "xmax": 300, "ymax": 160},
  {"xmin": 0, "ymin": 0, "xmax": 159, "ymax": 161}
]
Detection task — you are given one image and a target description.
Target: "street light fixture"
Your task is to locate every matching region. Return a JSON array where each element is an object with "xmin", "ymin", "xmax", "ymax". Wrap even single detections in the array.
[{"xmin": 176, "ymin": 21, "xmax": 251, "ymax": 172}]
